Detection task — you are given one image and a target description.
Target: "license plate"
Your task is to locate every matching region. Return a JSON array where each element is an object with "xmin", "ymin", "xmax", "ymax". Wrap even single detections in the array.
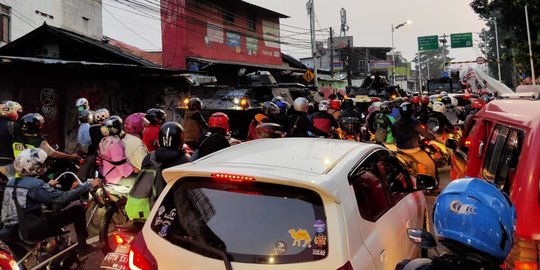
[{"xmin": 100, "ymin": 252, "xmax": 129, "ymax": 270}]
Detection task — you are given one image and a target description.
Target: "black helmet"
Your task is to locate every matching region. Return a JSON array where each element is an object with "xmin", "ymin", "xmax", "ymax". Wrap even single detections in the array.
[
  {"xmin": 399, "ymin": 102, "xmax": 414, "ymax": 119},
  {"xmin": 441, "ymin": 96, "xmax": 452, "ymax": 105},
  {"xmin": 342, "ymin": 99, "xmax": 354, "ymax": 109},
  {"xmin": 380, "ymin": 101, "xmax": 392, "ymax": 114},
  {"xmin": 145, "ymin": 108, "xmax": 166, "ymax": 125},
  {"xmin": 255, "ymin": 123, "xmax": 284, "ymax": 138},
  {"xmin": 102, "ymin": 115, "xmax": 123, "ymax": 136},
  {"xmin": 78, "ymin": 110, "xmax": 94, "ymax": 124},
  {"xmin": 20, "ymin": 113, "xmax": 44, "ymax": 134},
  {"xmin": 158, "ymin": 122, "xmax": 184, "ymax": 149},
  {"xmin": 261, "ymin": 101, "xmax": 280, "ymax": 117},
  {"xmin": 188, "ymin": 98, "xmax": 202, "ymax": 110}
]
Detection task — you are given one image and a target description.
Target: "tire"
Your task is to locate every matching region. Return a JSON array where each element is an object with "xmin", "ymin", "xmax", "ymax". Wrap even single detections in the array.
[{"xmin": 99, "ymin": 199, "xmax": 129, "ymax": 254}]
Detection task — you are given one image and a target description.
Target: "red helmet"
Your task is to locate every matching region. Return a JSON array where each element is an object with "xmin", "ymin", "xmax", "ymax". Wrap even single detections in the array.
[
  {"xmin": 420, "ymin": 95, "xmax": 430, "ymax": 105},
  {"xmin": 330, "ymin": 100, "xmax": 341, "ymax": 110},
  {"xmin": 208, "ymin": 112, "xmax": 229, "ymax": 133},
  {"xmin": 370, "ymin": 97, "xmax": 382, "ymax": 103},
  {"xmin": 411, "ymin": 96, "xmax": 421, "ymax": 104},
  {"xmin": 124, "ymin": 113, "xmax": 146, "ymax": 136},
  {"xmin": 471, "ymin": 98, "xmax": 486, "ymax": 109},
  {"xmin": 463, "ymin": 93, "xmax": 471, "ymax": 100}
]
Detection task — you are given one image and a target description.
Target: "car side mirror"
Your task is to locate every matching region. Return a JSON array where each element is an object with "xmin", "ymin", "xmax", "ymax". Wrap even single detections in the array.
[
  {"xmin": 407, "ymin": 228, "xmax": 437, "ymax": 249},
  {"xmin": 416, "ymin": 174, "xmax": 436, "ymax": 190},
  {"xmin": 446, "ymin": 138, "xmax": 458, "ymax": 150}
]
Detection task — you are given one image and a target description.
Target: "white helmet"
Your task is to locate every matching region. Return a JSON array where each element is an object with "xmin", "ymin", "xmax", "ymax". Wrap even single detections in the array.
[
  {"xmin": 450, "ymin": 97, "xmax": 459, "ymax": 107},
  {"xmin": 432, "ymin": 102, "xmax": 445, "ymax": 113},
  {"xmin": 75, "ymin": 98, "xmax": 89, "ymax": 112},
  {"xmin": 94, "ymin": 108, "xmax": 110, "ymax": 123},
  {"xmin": 372, "ymin": 101, "xmax": 382, "ymax": 111},
  {"xmin": 14, "ymin": 148, "xmax": 48, "ymax": 176},
  {"xmin": 293, "ymin": 97, "xmax": 309, "ymax": 113},
  {"xmin": 318, "ymin": 100, "xmax": 330, "ymax": 111},
  {"xmin": 440, "ymin": 91, "xmax": 448, "ymax": 97}
]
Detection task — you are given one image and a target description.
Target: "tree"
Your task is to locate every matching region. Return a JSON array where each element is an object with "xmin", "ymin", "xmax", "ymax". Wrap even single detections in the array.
[{"xmin": 470, "ymin": 0, "xmax": 539, "ymax": 86}]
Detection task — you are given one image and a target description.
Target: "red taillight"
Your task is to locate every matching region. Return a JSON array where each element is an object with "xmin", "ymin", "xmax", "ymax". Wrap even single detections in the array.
[
  {"xmin": 506, "ymin": 237, "xmax": 540, "ymax": 270},
  {"xmin": 115, "ymin": 233, "xmax": 127, "ymax": 245},
  {"xmin": 211, "ymin": 173, "xmax": 255, "ymax": 182},
  {"xmin": 464, "ymin": 138, "xmax": 472, "ymax": 146},
  {"xmin": 337, "ymin": 261, "xmax": 354, "ymax": 270},
  {"xmin": 128, "ymin": 233, "xmax": 156, "ymax": 270}
]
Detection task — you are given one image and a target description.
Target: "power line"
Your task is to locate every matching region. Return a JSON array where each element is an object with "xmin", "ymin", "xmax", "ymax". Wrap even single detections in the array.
[{"xmin": 103, "ymin": 5, "xmax": 160, "ymax": 48}]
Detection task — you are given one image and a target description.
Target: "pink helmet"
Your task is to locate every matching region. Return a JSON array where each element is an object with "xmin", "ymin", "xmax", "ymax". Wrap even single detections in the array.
[{"xmin": 124, "ymin": 113, "xmax": 146, "ymax": 136}]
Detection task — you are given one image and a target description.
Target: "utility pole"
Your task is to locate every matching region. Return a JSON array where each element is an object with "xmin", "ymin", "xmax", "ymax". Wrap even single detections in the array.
[
  {"xmin": 307, "ymin": 0, "xmax": 318, "ymax": 87},
  {"xmin": 525, "ymin": 5, "xmax": 536, "ymax": 85},
  {"xmin": 494, "ymin": 19, "xmax": 502, "ymax": 81},
  {"xmin": 329, "ymin": 27, "xmax": 334, "ymax": 75},
  {"xmin": 346, "ymin": 39, "xmax": 352, "ymax": 87},
  {"xmin": 366, "ymin": 47, "xmax": 370, "ymax": 74},
  {"xmin": 340, "ymin": 8, "xmax": 349, "ymax": 36}
]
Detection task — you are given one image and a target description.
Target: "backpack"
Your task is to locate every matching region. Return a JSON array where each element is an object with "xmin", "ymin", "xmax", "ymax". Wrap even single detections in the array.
[
  {"xmin": 125, "ymin": 152, "xmax": 162, "ymax": 220},
  {"xmin": 374, "ymin": 113, "xmax": 390, "ymax": 143}
]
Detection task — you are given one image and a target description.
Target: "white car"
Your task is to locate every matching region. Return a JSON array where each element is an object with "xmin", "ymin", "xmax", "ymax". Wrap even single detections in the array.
[{"xmin": 127, "ymin": 138, "xmax": 434, "ymax": 270}]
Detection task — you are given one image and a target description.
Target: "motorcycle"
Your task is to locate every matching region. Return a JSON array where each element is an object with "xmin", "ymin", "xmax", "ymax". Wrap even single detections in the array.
[
  {"xmin": 339, "ymin": 117, "xmax": 362, "ymax": 142},
  {"xmin": 420, "ymin": 138, "xmax": 450, "ymax": 168},
  {"xmin": 100, "ymin": 222, "xmax": 144, "ymax": 270}
]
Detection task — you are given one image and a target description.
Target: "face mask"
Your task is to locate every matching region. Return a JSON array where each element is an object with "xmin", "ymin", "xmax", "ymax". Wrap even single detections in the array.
[{"xmin": 77, "ymin": 106, "xmax": 85, "ymax": 112}]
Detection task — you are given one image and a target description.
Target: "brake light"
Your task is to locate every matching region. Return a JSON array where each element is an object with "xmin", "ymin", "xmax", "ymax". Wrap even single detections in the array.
[
  {"xmin": 337, "ymin": 261, "xmax": 354, "ymax": 270},
  {"xmin": 115, "ymin": 233, "xmax": 127, "ymax": 245},
  {"xmin": 128, "ymin": 233, "xmax": 156, "ymax": 270},
  {"xmin": 212, "ymin": 173, "xmax": 255, "ymax": 182},
  {"xmin": 464, "ymin": 138, "xmax": 472, "ymax": 146},
  {"xmin": 507, "ymin": 237, "xmax": 540, "ymax": 270}
]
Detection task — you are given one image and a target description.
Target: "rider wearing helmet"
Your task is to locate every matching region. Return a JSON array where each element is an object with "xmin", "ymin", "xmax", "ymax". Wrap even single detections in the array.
[
  {"xmin": 193, "ymin": 112, "xmax": 231, "ymax": 160},
  {"xmin": 76, "ymin": 110, "xmax": 93, "ymax": 154},
  {"xmin": 373, "ymin": 101, "xmax": 396, "ymax": 143},
  {"xmin": 268, "ymin": 101, "xmax": 289, "ymax": 132},
  {"xmin": 365, "ymin": 101, "xmax": 382, "ymax": 136},
  {"xmin": 464, "ymin": 98, "xmax": 486, "ymax": 127},
  {"xmin": 75, "ymin": 98, "xmax": 90, "ymax": 112},
  {"xmin": 13, "ymin": 113, "xmax": 79, "ymax": 161},
  {"xmin": 247, "ymin": 101, "xmax": 279, "ymax": 140},
  {"xmin": 119, "ymin": 114, "xmax": 148, "ymax": 173},
  {"xmin": 148, "ymin": 122, "xmax": 189, "ymax": 196},
  {"xmin": 1, "ymin": 148, "xmax": 102, "ymax": 260},
  {"xmin": 397, "ymin": 178, "xmax": 516, "ymax": 270},
  {"xmin": 427, "ymin": 102, "xmax": 455, "ymax": 142},
  {"xmin": 390, "ymin": 102, "xmax": 437, "ymax": 180},
  {"xmin": 98, "ymin": 116, "xmax": 133, "ymax": 184},
  {"xmin": 183, "ymin": 98, "xmax": 207, "ymax": 151},
  {"xmin": 287, "ymin": 97, "xmax": 313, "ymax": 137},
  {"xmin": 143, "ymin": 108, "xmax": 167, "ymax": 152},
  {"xmin": 311, "ymin": 100, "xmax": 339, "ymax": 138},
  {"xmin": 339, "ymin": 99, "xmax": 362, "ymax": 139},
  {"xmin": 0, "ymin": 101, "xmax": 22, "ymax": 179}
]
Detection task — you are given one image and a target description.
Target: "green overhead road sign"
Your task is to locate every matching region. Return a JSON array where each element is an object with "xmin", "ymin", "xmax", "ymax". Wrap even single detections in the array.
[
  {"xmin": 418, "ymin": 35, "xmax": 439, "ymax": 51},
  {"xmin": 451, "ymin": 32, "xmax": 473, "ymax": 48}
]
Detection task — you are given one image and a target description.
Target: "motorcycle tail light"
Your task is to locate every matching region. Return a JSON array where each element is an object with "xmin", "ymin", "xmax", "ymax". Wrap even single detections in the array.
[
  {"xmin": 128, "ymin": 233, "xmax": 157, "ymax": 270},
  {"xmin": 506, "ymin": 236, "xmax": 540, "ymax": 270}
]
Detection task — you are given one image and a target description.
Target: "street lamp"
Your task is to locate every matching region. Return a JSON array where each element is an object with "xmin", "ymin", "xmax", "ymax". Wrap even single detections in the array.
[{"xmin": 391, "ymin": 20, "xmax": 411, "ymax": 85}]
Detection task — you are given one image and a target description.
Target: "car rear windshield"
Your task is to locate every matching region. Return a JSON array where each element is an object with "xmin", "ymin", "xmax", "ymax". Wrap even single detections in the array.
[{"xmin": 151, "ymin": 177, "xmax": 329, "ymax": 264}]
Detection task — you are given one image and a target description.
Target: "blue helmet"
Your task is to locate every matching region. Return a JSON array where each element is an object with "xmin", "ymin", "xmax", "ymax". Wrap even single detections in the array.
[
  {"xmin": 433, "ymin": 178, "xmax": 516, "ymax": 263},
  {"xmin": 275, "ymin": 101, "xmax": 290, "ymax": 114}
]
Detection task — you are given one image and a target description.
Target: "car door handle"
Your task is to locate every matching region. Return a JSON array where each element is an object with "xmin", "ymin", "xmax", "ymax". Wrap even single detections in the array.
[{"xmin": 380, "ymin": 250, "xmax": 386, "ymax": 263}]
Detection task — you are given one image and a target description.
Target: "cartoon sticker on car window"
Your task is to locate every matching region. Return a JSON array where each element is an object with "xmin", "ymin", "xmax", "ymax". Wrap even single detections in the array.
[
  {"xmin": 288, "ymin": 229, "xmax": 312, "ymax": 248},
  {"xmin": 274, "ymin": 241, "xmax": 287, "ymax": 255}
]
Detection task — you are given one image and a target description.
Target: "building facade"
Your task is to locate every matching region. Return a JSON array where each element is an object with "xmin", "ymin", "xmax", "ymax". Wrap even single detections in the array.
[
  {"xmin": 0, "ymin": 0, "xmax": 102, "ymax": 46},
  {"xmin": 161, "ymin": 0, "xmax": 287, "ymax": 69}
]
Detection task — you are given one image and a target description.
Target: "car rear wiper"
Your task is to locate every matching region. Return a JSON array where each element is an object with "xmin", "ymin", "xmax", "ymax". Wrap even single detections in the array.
[{"xmin": 171, "ymin": 235, "xmax": 233, "ymax": 270}]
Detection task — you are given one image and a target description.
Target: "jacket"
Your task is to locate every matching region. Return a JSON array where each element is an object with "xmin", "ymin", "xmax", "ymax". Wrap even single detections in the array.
[
  {"xmin": 183, "ymin": 110, "xmax": 208, "ymax": 142},
  {"xmin": 312, "ymin": 111, "xmax": 339, "ymax": 137},
  {"xmin": 99, "ymin": 135, "xmax": 133, "ymax": 183},
  {"xmin": 287, "ymin": 112, "xmax": 312, "ymax": 137},
  {"xmin": 391, "ymin": 118, "xmax": 435, "ymax": 150},
  {"xmin": 144, "ymin": 147, "xmax": 189, "ymax": 196},
  {"xmin": 142, "ymin": 125, "xmax": 160, "ymax": 152},
  {"xmin": 1, "ymin": 176, "xmax": 91, "ymax": 226}
]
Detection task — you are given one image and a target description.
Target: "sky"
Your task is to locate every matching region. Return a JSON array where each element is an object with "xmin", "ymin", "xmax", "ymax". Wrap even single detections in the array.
[{"xmin": 103, "ymin": 0, "xmax": 488, "ymax": 64}]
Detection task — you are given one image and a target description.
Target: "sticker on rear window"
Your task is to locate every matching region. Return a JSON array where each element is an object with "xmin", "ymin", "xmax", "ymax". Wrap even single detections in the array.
[
  {"xmin": 158, "ymin": 220, "xmax": 171, "ymax": 237},
  {"xmin": 313, "ymin": 219, "xmax": 326, "ymax": 233},
  {"xmin": 273, "ymin": 241, "xmax": 287, "ymax": 255},
  {"xmin": 313, "ymin": 233, "xmax": 327, "ymax": 248},
  {"xmin": 289, "ymin": 229, "xmax": 312, "ymax": 248}
]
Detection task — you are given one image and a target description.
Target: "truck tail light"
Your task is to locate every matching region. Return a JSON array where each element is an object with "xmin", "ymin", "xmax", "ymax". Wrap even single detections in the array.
[
  {"xmin": 506, "ymin": 236, "xmax": 540, "ymax": 270},
  {"xmin": 337, "ymin": 261, "xmax": 354, "ymax": 270},
  {"xmin": 128, "ymin": 233, "xmax": 157, "ymax": 270}
]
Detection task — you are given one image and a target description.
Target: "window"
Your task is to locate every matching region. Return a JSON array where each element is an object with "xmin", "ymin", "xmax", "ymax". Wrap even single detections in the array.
[
  {"xmin": 152, "ymin": 178, "xmax": 328, "ymax": 264},
  {"xmin": 247, "ymin": 15, "xmax": 256, "ymax": 31},
  {"xmin": 350, "ymin": 152, "xmax": 391, "ymax": 221},
  {"xmin": 375, "ymin": 154, "xmax": 412, "ymax": 203},
  {"xmin": 223, "ymin": 11, "xmax": 234, "ymax": 25},
  {"xmin": 0, "ymin": 5, "xmax": 10, "ymax": 43},
  {"xmin": 459, "ymin": 119, "xmax": 476, "ymax": 156},
  {"xmin": 482, "ymin": 125, "xmax": 523, "ymax": 193}
]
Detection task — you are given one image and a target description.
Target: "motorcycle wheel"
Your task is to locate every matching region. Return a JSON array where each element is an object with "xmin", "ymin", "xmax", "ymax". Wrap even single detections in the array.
[{"xmin": 99, "ymin": 199, "xmax": 129, "ymax": 254}]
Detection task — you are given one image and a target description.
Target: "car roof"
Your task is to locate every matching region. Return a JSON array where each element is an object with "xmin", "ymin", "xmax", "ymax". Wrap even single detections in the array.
[
  {"xmin": 479, "ymin": 99, "xmax": 540, "ymax": 127},
  {"xmin": 194, "ymin": 138, "xmax": 373, "ymax": 174}
]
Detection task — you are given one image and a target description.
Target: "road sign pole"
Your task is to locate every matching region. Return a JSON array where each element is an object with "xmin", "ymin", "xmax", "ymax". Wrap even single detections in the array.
[{"xmin": 494, "ymin": 19, "xmax": 501, "ymax": 81}]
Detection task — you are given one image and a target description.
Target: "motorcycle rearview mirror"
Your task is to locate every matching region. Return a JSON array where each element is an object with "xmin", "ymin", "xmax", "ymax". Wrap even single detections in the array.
[
  {"xmin": 446, "ymin": 138, "xmax": 458, "ymax": 150},
  {"xmin": 407, "ymin": 228, "xmax": 437, "ymax": 249},
  {"xmin": 416, "ymin": 174, "xmax": 436, "ymax": 190}
]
